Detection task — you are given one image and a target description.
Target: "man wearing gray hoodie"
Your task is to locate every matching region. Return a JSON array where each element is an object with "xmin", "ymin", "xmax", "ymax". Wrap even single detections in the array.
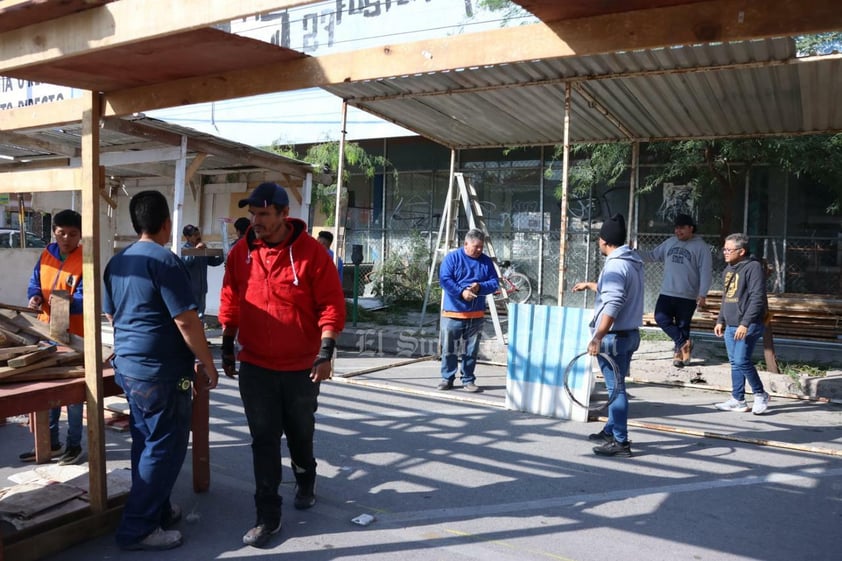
[
  {"xmin": 639, "ymin": 214, "xmax": 712, "ymax": 367},
  {"xmin": 573, "ymin": 213, "xmax": 644, "ymax": 457}
]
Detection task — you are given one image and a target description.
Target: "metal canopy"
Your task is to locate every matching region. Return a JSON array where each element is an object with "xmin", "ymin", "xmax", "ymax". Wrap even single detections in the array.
[
  {"xmin": 323, "ymin": 37, "xmax": 842, "ymax": 149},
  {"xmin": 0, "ymin": 115, "xmax": 318, "ymax": 182}
]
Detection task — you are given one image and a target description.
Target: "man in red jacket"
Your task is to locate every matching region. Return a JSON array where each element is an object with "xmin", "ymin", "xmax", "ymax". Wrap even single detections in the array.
[{"xmin": 219, "ymin": 182, "xmax": 346, "ymax": 549}]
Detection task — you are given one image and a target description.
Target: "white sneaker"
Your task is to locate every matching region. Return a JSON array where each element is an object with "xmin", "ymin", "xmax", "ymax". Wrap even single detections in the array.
[
  {"xmin": 715, "ymin": 398, "xmax": 749, "ymax": 412},
  {"xmin": 752, "ymin": 392, "xmax": 770, "ymax": 415},
  {"xmin": 123, "ymin": 527, "xmax": 182, "ymax": 551}
]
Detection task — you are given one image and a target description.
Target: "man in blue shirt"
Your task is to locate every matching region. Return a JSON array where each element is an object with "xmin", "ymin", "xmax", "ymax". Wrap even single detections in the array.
[
  {"xmin": 104, "ymin": 190, "xmax": 219, "ymax": 551},
  {"xmin": 317, "ymin": 230, "xmax": 344, "ymax": 282},
  {"xmin": 437, "ymin": 229, "xmax": 499, "ymax": 393},
  {"xmin": 180, "ymin": 224, "xmax": 224, "ymax": 324}
]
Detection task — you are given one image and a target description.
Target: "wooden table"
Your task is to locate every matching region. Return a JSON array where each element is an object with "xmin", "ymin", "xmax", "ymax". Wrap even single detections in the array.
[{"xmin": 0, "ymin": 369, "xmax": 210, "ymax": 561}]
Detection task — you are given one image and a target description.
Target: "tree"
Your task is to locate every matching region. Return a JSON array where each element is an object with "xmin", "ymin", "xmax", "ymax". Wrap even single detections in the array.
[
  {"xmin": 270, "ymin": 141, "xmax": 391, "ymax": 225},
  {"xmin": 555, "ymin": 135, "xmax": 842, "ymax": 241}
]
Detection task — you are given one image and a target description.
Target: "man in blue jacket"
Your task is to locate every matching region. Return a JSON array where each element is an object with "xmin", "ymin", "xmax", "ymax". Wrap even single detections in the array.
[
  {"xmin": 573, "ymin": 214, "xmax": 644, "ymax": 457},
  {"xmin": 437, "ymin": 228, "xmax": 499, "ymax": 393}
]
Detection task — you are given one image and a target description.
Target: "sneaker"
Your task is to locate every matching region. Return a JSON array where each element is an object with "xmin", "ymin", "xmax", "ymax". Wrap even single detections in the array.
[
  {"xmin": 593, "ymin": 439, "xmax": 632, "ymax": 457},
  {"xmin": 463, "ymin": 383, "xmax": 482, "ymax": 393},
  {"xmin": 242, "ymin": 520, "xmax": 282, "ymax": 548},
  {"xmin": 294, "ymin": 482, "xmax": 316, "ymax": 510},
  {"xmin": 19, "ymin": 443, "xmax": 62, "ymax": 462},
  {"xmin": 752, "ymin": 392, "xmax": 770, "ymax": 415},
  {"xmin": 587, "ymin": 430, "xmax": 613, "ymax": 444},
  {"xmin": 672, "ymin": 351, "xmax": 684, "ymax": 368},
  {"xmin": 57, "ymin": 446, "xmax": 83, "ymax": 466},
  {"xmin": 681, "ymin": 339, "xmax": 694, "ymax": 364},
  {"xmin": 122, "ymin": 527, "xmax": 183, "ymax": 551},
  {"xmin": 714, "ymin": 398, "xmax": 750, "ymax": 412},
  {"xmin": 436, "ymin": 379, "xmax": 453, "ymax": 391}
]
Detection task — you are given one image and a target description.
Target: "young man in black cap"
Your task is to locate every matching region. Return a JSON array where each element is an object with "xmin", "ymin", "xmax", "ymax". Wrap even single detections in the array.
[
  {"xmin": 639, "ymin": 213, "xmax": 712, "ymax": 367},
  {"xmin": 219, "ymin": 182, "xmax": 346, "ymax": 548},
  {"xmin": 573, "ymin": 214, "xmax": 644, "ymax": 457}
]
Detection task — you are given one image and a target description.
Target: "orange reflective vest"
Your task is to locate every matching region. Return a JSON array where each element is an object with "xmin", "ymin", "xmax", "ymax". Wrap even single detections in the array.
[{"xmin": 36, "ymin": 245, "xmax": 84, "ymax": 337}]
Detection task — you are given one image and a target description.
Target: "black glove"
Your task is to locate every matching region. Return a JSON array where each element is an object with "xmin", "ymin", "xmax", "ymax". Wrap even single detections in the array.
[
  {"xmin": 313, "ymin": 337, "xmax": 336, "ymax": 368},
  {"xmin": 221, "ymin": 335, "xmax": 236, "ymax": 371}
]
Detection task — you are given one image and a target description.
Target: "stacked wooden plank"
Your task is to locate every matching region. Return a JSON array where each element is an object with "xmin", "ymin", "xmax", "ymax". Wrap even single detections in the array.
[
  {"xmin": 0, "ymin": 309, "xmax": 83, "ymax": 384},
  {"xmin": 643, "ymin": 292, "xmax": 842, "ymax": 342}
]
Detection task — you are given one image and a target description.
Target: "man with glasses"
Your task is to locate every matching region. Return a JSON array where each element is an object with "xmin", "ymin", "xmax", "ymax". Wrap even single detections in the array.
[{"xmin": 713, "ymin": 233, "xmax": 770, "ymax": 415}]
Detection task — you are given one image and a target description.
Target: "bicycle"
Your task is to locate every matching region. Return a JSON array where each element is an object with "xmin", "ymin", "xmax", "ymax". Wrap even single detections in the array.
[{"xmin": 494, "ymin": 260, "xmax": 532, "ymax": 304}]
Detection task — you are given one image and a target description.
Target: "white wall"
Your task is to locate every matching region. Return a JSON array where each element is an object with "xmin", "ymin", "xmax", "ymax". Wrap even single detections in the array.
[{"xmin": 0, "ymin": 249, "xmax": 41, "ymax": 307}]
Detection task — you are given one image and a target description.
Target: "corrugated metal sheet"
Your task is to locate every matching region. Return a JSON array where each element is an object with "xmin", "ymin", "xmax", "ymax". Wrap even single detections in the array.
[
  {"xmin": 0, "ymin": 116, "xmax": 316, "ymax": 181},
  {"xmin": 324, "ymin": 37, "xmax": 842, "ymax": 148}
]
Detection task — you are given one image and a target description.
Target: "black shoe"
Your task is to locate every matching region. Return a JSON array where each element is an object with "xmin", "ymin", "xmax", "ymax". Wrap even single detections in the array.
[
  {"xmin": 593, "ymin": 439, "xmax": 632, "ymax": 457},
  {"xmin": 587, "ymin": 430, "xmax": 613, "ymax": 444},
  {"xmin": 19, "ymin": 443, "xmax": 62, "ymax": 462},
  {"xmin": 436, "ymin": 380, "xmax": 453, "ymax": 390},
  {"xmin": 242, "ymin": 519, "xmax": 282, "ymax": 548},
  {"xmin": 294, "ymin": 482, "xmax": 316, "ymax": 510},
  {"xmin": 58, "ymin": 445, "xmax": 83, "ymax": 466}
]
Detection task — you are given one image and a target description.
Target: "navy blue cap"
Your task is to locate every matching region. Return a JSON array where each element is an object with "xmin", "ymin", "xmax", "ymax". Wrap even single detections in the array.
[{"xmin": 238, "ymin": 182, "xmax": 289, "ymax": 208}]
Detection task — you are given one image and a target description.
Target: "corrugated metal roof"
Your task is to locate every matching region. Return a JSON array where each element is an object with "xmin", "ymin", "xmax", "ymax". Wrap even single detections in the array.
[
  {"xmin": 0, "ymin": 116, "xmax": 318, "ymax": 181},
  {"xmin": 324, "ymin": 37, "xmax": 842, "ymax": 148}
]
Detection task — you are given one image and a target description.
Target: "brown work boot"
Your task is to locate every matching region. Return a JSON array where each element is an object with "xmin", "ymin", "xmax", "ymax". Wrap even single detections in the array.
[
  {"xmin": 673, "ymin": 351, "xmax": 684, "ymax": 368},
  {"xmin": 681, "ymin": 339, "xmax": 694, "ymax": 365}
]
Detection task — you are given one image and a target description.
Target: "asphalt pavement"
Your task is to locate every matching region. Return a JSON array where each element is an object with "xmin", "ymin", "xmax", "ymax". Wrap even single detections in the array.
[{"xmin": 1, "ymin": 323, "xmax": 841, "ymax": 561}]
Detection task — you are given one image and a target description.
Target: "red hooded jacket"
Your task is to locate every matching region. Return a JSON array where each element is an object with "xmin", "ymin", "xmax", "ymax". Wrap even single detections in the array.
[{"xmin": 219, "ymin": 218, "xmax": 346, "ymax": 372}]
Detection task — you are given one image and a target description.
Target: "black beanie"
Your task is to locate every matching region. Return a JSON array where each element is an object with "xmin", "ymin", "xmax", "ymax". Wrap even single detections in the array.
[{"xmin": 599, "ymin": 214, "xmax": 626, "ymax": 246}]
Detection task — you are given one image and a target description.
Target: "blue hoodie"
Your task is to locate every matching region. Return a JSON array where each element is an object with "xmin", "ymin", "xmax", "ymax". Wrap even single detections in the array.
[
  {"xmin": 592, "ymin": 245, "xmax": 644, "ymax": 332},
  {"xmin": 439, "ymin": 247, "xmax": 499, "ymax": 318}
]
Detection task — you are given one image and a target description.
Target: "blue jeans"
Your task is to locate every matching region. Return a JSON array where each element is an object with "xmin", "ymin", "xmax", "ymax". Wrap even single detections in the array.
[
  {"xmin": 654, "ymin": 294, "xmax": 697, "ymax": 351},
  {"xmin": 49, "ymin": 403, "xmax": 84, "ymax": 449},
  {"xmin": 440, "ymin": 317, "xmax": 484, "ymax": 385},
  {"xmin": 114, "ymin": 372, "xmax": 192, "ymax": 547},
  {"xmin": 724, "ymin": 324, "xmax": 766, "ymax": 401},
  {"xmin": 597, "ymin": 331, "xmax": 640, "ymax": 444},
  {"xmin": 238, "ymin": 363, "xmax": 320, "ymax": 525}
]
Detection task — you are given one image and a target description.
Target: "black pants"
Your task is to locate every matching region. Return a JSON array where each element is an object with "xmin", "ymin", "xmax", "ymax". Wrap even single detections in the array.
[{"xmin": 238, "ymin": 362, "xmax": 319, "ymax": 524}]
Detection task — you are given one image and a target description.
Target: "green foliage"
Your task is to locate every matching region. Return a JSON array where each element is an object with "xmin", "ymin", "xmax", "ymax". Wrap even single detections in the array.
[
  {"xmin": 796, "ymin": 32, "xmax": 842, "ymax": 56},
  {"xmin": 268, "ymin": 141, "xmax": 391, "ymax": 225},
  {"xmin": 551, "ymin": 143, "xmax": 631, "ymax": 198},
  {"xmin": 367, "ymin": 232, "xmax": 435, "ymax": 305},
  {"xmin": 554, "ymin": 135, "xmax": 842, "ymax": 238},
  {"xmin": 477, "ymin": 0, "xmax": 532, "ymax": 24}
]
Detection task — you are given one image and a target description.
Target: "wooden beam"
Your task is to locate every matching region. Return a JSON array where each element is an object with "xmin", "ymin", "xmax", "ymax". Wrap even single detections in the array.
[
  {"xmin": 0, "ymin": 168, "xmax": 84, "ymax": 193},
  {"xmin": 0, "ymin": 97, "xmax": 86, "ymax": 132},
  {"xmin": 80, "ymin": 90, "xmax": 107, "ymax": 513},
  {"xmin": 101, "ymin": 0, "xmax": 842, "ymax": 116},
  {"xmin": 70, "ymin": 146, "xmax": 184, "ymax": 167},
  {"xmin": 0, "ymin": 0, "xmax": 321, "ymax": 75},
  {"xmin": 0, "ymin": 130, "xmax": 79, "ymax": 157}
]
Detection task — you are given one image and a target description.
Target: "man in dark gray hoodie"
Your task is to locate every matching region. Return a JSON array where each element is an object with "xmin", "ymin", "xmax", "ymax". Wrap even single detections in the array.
[
  {"xmin": 573, "ymin": 213, "xmax": 644, "ymax": 457},
  {"xmin": 713, "ymin": 233, "xmax": 770, "ymax": 415}
]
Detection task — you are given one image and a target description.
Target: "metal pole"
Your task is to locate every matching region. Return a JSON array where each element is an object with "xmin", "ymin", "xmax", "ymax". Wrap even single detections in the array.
[
  {"xmin": 333, "ymin": 100, "xmax": 348, "ymax": 266},
  {"xmin": 171, "ymin": 135, "xmax": 187, "ymax": 254},
  {"xmin": 629, "ymin": 142, "xmax": 639, "ymax": 243},
  {"xmin": 742, "ymin": 166, "xmax": 750, "ymax": 233},
  {"xmin": 537, "ymin": 145, "xmax": 545, "ymax": 303},
  {"xmin": 557, "ymin": 83, "xmax": 572, "ymax": 306}
]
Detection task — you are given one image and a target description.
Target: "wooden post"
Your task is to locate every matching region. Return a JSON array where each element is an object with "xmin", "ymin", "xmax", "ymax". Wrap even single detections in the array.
[
  {"xmin": 191, "ymin": 366, "xmax": 210, "ymax": 493},
  {"xmin": 80, "ymin": 91, "xmax": 107, "ymax": 512}
]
